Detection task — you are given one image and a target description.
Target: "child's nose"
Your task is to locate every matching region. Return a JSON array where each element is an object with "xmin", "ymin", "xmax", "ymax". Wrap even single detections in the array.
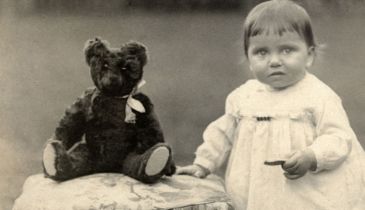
[{"xmin": 269, "ymin": 54, "xmax": 282, "ymax": 67}]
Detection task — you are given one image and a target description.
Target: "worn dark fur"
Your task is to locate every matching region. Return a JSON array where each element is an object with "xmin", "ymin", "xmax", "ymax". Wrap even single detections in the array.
[{"xmin": 43, "ymin": 38, "xmax": 175, "ymax": 183}]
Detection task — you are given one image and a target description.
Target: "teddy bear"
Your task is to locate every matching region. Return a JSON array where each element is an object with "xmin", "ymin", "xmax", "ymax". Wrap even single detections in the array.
[{"xmin": 42, "ymin": 37, "xmax": 176, "ymax": 184}]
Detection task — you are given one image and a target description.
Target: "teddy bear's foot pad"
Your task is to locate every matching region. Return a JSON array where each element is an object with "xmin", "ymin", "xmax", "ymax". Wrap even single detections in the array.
[
  {"xmin": 43, "ymin": 143, "xmax": 58, "ymax": 176},
  {"xmin": 145, "ymin": 146, "xmax": 169, "ymax": 176}
]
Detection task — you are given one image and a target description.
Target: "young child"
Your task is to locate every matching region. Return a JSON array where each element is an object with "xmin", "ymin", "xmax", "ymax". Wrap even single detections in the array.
[{"xmin": 177, "ymin": 0, "xmax": 365, "ymax": 209}]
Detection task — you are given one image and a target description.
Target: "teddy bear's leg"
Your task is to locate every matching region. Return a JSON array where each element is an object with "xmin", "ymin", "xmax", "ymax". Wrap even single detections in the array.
[
  {"xmin": 43, "ymin": 140, "xmax": 93, "ymax": 181},
  {"xmin": 122, "ymin": 143, "xmax": 173, "ymax": 184}
]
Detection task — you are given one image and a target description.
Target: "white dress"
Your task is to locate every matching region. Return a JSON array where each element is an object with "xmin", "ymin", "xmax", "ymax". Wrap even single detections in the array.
[{"xmin": 194, "ymin": 73, "xmax": 365, "ymax": 210}]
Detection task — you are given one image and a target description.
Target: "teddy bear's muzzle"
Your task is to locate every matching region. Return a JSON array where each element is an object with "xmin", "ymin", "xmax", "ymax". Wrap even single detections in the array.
[{"xmin": 99, "ymin": 74, "xmax": 124, "ymax": 92}]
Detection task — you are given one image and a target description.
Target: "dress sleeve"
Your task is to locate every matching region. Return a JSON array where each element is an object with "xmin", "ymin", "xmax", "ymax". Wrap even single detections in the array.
[
  {"xmin": 193, "ymin": 91, "xmax": 239, "ymax": 173},
  {"xmin": 308, "ymin": 94, "xmax": 355, "ymax": 172}
]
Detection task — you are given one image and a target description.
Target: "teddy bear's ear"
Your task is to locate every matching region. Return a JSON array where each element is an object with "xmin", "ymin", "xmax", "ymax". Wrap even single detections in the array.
[
  {"xmin": 122, "ymin": 41, "xmax": 148, "ymax": 67},
  {"xmin": 83, "ymin": 37, "xmax": 109, "ymax": 66}
]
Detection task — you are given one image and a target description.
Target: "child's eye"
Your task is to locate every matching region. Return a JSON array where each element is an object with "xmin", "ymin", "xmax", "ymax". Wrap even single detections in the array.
[
  {"xmin": 255, "ymin": 49, "xmax": 268, "ymax": 56},
  {"xmin": 281, "ymin": 46, "xmax": 296, "ymax": 55},
  {"xmin": 282, "ymin": 48, "xmax": 292, "ymax": 54}
]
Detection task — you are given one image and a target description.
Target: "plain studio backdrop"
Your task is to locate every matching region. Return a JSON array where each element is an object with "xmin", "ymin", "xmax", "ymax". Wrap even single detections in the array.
[{"xmin": 1, "ymin": 1, "xmax": 365, "ymax": 209}]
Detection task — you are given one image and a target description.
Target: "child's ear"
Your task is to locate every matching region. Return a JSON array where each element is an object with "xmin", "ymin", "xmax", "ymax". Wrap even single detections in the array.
[
  {"xmin": 306, "ymin": 46, "xmax": 315, "ymax": 68},
  {"xmin": 248, "ymin": 60, "xmax": 254, "ymax": 72},
  {"xmin": 245, "ymin": 54, "xmax": 254, "ymax": 72},
  {"xmin": 249, "ymin": 63, "xmax": 253, "ymax": 72},
  {"xmin": 83, "ymin": 37, "xmax": 109, "ymax": 66}
]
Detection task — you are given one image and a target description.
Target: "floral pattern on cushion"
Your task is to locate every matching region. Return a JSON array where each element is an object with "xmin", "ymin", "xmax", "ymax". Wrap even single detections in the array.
[{"xmin": 13, "ymin": 173, "xmax": 233, "ymax": 210}]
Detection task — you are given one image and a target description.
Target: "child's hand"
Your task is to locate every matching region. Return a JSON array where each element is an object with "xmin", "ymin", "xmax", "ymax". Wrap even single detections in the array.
[
  {"xmin": 176, "ymin": 164, "xmax": 210, "ymax": 178},
  {"xmin": 282, "ymin": 149, "xmax": 317, "ymax": 180}
]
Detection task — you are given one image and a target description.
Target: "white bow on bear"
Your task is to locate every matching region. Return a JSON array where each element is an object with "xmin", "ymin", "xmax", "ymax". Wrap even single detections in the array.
[{"xmin": 123, "ymin": 79, "xmax": 146, "ymax": 123}]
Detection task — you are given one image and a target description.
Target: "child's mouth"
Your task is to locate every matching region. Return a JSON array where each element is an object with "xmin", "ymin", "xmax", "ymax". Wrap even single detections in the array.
[{"xmin": 269, "ymin": 72, "xmax": 285, "ymax": 77}]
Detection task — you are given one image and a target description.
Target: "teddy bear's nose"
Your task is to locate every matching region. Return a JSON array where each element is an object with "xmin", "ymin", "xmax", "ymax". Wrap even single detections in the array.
[{"xmin": 109, "ymin": 75, "xmax": 121, "ymax": 83}]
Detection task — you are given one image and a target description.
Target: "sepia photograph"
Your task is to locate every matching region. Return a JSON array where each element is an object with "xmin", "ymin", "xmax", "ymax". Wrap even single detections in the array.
[{"xmin": 1, "ymin": 0, "xmax": 365, "ymax": 209}]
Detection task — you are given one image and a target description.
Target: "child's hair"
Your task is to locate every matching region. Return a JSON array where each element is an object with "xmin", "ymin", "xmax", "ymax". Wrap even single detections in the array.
[{"xmin": 243, "ymin": 0, "xmax": 316, "ymax": 57}]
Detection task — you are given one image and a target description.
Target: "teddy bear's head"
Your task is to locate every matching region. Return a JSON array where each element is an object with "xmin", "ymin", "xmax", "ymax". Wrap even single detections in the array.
[{"xmin": 84, "ymin": 37, "xmax": 147, "ymax": 96}]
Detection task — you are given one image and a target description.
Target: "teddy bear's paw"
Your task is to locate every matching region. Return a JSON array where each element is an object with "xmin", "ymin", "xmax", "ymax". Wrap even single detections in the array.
[
  {"xmin": 145, "ymin": 146, "xmax": 170, "ymax": 176},
  {"xmin": 43, "ymin": 141, "xmax": 65, "ymax": 176}
]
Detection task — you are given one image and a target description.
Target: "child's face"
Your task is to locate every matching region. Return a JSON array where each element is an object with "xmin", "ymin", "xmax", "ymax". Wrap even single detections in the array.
[{"xmin": 247, "ymin": 32, "xmax": 314, "ymax": 90}]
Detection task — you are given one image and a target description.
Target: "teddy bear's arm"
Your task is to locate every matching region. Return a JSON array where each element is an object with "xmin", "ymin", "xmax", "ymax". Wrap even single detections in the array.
[
  {"xmin": 54, "ymin": 91, "xmax": 90, "ymax": 149},
  {"xmin": 132, "ymin": 93, "xmax": 165, "ymax": 152}
]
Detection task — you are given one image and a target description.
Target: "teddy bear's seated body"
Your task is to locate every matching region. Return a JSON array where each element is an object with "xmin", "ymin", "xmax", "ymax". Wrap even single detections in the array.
[{"xmin": 42, "ymin": 38, "xmax": 175, "ymax": 184}]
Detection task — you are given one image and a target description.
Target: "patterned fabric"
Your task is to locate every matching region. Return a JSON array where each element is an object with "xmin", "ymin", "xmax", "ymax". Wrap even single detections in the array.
[
  {"xmin": 13, "ymin": 174, "xmax": 233, "ymax": 210},
  {"xmin": 194, "ymin": 73, "xmax": 365, "ymax": 210}
]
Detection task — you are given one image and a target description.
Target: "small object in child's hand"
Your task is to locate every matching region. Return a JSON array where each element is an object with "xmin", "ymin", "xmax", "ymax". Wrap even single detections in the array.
[{"xmin": 264, "ymin": 160, "xmax": 286, "ymax": 166}]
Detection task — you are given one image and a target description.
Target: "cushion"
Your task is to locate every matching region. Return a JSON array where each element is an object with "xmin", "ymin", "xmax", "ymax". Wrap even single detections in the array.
[{"xmin": 12, "ymin": 173, "xmax": 233, "ymax": 210}]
